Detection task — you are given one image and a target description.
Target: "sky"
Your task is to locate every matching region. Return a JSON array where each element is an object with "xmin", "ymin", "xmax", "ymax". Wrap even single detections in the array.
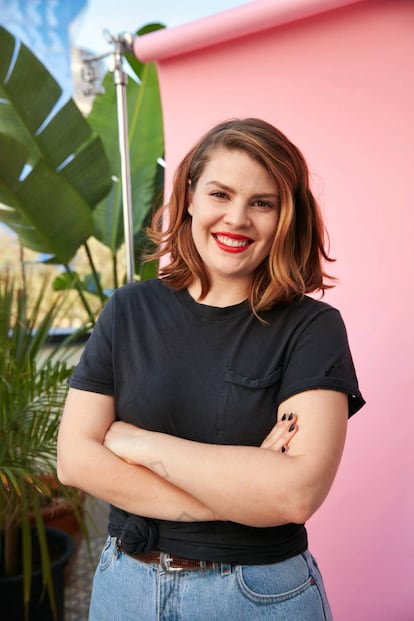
[{"xmin": 72, "ymin": 0, "xmax": 252, "ymax": 55}]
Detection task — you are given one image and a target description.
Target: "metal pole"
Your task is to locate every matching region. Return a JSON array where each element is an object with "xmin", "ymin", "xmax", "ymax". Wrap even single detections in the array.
[
  {"xmin": 108, "ymin": 32, "xmax": 135, "ymax": 283},
  {"xmin": 81, "ymin": 31, "xmax": 135, "ymax": 284}
]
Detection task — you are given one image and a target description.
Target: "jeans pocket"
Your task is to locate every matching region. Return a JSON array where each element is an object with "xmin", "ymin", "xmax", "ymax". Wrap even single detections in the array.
[
  {"xmin": 236, "ymin": 554, "xmax": 315, "ymax": 604},
  {"xmin": 302, "ymin": 550, "xmax": 333, "ymax": 621},
  {"xmin": 98, "ymin": 536, "xmax": 116, "ymax": 572}
]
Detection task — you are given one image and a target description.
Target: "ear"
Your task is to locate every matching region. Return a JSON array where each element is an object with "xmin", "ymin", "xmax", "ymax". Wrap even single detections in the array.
[{"xmin": 188, "ymin": 202, "xmax": 193, "ymax": 216}]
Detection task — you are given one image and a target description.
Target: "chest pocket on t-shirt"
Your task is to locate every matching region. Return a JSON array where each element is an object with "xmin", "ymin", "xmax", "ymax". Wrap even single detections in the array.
[{"xmin": 219, "ymin": 367, "xmax": 282, "ymax": 446}]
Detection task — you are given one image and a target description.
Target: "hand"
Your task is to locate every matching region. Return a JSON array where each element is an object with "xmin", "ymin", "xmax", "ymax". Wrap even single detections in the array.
[
  {"xmin": 103, "ymin": 421, "xmax": 152, "ymax": 465},
  {"xmin": 260, "ymin": 413, "xmax": 298, "ymax": 453}
]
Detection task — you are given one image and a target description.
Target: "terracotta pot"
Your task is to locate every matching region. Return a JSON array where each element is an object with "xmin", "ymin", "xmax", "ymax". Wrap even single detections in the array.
[
  {"xmin": 29, "ymin": 474, "xmax": 86, "ymax": 552},
  {"xmin": 40, "ymin": 491, "xmax": 86, "ymax": 550}
]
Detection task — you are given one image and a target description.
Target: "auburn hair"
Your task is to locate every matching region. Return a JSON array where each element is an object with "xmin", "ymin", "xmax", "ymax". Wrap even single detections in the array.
[{"xmin": 146, "ymin": 118, "xmax": 334, "ymax": 315}]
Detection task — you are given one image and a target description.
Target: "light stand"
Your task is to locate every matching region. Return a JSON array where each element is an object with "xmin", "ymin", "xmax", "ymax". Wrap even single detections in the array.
[{"xmin": 81, "ymin": 31, "xmax": 135, "ymax": 284}]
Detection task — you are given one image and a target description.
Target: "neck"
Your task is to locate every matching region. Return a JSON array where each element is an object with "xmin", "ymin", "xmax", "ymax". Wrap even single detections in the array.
[{"xmin": 188, "ymin": 280, "xmax": 249, "ymax": 308}]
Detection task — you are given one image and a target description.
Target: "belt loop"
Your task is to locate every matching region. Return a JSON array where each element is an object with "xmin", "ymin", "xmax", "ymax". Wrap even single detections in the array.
[
  {"xmin": 114, "ymin": 537, "xmax": 121, "ymax": 558},
  {"xmin": 221, "ymin": 563, "xmax": 232, "ymax": 576}
]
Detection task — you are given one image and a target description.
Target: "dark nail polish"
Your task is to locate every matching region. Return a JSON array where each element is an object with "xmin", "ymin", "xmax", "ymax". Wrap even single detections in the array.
[
  {"xmin": 289, "ymin": 424, "xmax": 295, "ymax": 432},
  {"xmin": 288, "ymin": 413, "xmax": 294, "ymax": 421},
  {"xmin": 281, "ymin": 413, "xmax": 287, "ymax": 421},
  {"xmin": 281, "ymin": 446, "xmax": 286, "ymax": 453}
]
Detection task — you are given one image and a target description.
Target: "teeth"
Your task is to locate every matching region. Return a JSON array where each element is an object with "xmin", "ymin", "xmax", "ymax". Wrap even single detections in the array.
[{"xmin": 216, "ymin": 235, "xmax": 250, "ymax": 248}]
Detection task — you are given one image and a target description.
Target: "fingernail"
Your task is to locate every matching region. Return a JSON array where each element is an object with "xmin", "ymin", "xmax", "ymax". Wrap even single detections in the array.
[
  {"xmin": 281, "ymin": 413, "xmax": 287, "ymax": 421},
  {"xmin": 288, "ymin": 413, "xmax": 294, "ymax": 421},
  {"xmin": 289, "ymin": 424, "xmax": 295, "ymax": 432},
  {"xmin": 281, "ymin": 446, "xmax": 286, "ymax": 453}
]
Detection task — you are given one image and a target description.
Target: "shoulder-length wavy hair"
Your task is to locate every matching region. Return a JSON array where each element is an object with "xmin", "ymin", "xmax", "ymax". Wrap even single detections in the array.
[{"xmin": 146, "ymin": 118, "xmax": 334, "ymax": 315}]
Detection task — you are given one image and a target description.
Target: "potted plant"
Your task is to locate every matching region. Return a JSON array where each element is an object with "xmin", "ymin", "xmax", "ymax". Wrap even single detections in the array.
[{"xmin": 0, "ymin": 271, "xmax": 87, "ymax": 620}]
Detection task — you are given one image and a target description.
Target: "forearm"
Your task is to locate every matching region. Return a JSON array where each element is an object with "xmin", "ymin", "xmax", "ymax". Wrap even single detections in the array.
[
  {"xmin": 57, "ymin": 435, "xmax": 219, "ymax": 523},
  {"xmin": 58, "ymin": 388, "xmax": 222, "ymax": 522},
  {"xmin": 140, "ymin": 434, "xmax": 308, "ymax": 527},
  {"xmin": 131, "ymin": 391, "xmax": 348, "ymax": 527}
]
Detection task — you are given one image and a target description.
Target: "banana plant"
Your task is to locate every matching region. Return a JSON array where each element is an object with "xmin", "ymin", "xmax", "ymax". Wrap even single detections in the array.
[
  {"xmin": 0, "ymin": 25, "xmax": 112, "ymax": 322},
  {"xmin": 0, "ymin": 23, "xmax": 164, "ymax": 320}
]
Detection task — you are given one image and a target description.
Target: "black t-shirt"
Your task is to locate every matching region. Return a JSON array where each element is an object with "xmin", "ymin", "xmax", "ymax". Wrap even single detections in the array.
[{"xmin": 70, "ymin": 279, "xmax": 365, "ymax": 564}]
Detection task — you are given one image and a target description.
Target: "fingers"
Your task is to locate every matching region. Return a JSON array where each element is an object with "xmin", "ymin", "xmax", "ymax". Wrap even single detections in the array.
[{"xmin": 260, "ymin": 412, "xmax": 298, "ymax": 453}]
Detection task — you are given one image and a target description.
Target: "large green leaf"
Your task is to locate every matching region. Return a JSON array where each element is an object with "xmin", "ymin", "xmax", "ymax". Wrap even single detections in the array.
[
  {"xmin": 0, "ymin": 28, "xmax": 61, "ymax": 162},
  {"xmin": 0, "ymin": 133, "xmax": 93, "ymax": 262},
  {"xmin": 87, "ymin": 25, "xmax": 164, "ymax": 253},
  {"xmin": 0, "ymin": 26, "xmax": 112, "ymax": 260}
]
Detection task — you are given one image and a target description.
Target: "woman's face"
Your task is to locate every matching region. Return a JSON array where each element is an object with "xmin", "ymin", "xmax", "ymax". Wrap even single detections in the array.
[{"xmin": 188, "ymin": 148, "xmax": 279, "ymax": 293}]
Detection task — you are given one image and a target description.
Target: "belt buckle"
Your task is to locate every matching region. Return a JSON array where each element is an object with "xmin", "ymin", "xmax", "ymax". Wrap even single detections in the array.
[{"xmin": 160, "ymin": 551, "xmax": 184, "ymax": 573}]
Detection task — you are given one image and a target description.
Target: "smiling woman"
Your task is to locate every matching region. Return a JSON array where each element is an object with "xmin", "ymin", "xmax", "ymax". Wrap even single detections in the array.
[{"xmin": 57, "ymin": 117, "xmax": 365, "ymax": 621}]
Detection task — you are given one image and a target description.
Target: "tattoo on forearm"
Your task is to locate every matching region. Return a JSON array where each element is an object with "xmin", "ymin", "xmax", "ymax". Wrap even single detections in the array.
[
  {"xmin": 149, "ymin": 460, "xmax": 169, "ymax": 479},
  {"xmin": 176, "ymin": 512, "xmax": 198, "ymax": 522}
]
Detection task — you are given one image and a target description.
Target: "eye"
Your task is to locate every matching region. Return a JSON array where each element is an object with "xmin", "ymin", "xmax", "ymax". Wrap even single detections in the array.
[
  {"xmin": 210, "ymin": 191, "xmax": 228, "ymax": 199},
  {"xmin": 252, "ymin": 199, "xmax": 275, "ymax": 210}
]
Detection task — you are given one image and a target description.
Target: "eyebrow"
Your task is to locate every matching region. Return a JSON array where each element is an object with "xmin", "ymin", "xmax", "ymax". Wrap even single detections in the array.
[{"xmin": 205, "ymin": 181, "xmax": 278, "ymax": 200}]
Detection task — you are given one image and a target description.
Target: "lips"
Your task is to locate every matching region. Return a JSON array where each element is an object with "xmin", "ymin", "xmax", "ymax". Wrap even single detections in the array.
[{"xmin": 212, "ymin": 232, "xmax": 253, "ymax": 253}]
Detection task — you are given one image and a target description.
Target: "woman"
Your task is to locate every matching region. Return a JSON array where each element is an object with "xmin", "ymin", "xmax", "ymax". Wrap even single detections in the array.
[{"xmin": 57, "ymin": 118, "xmax": 365, "ymax": 620}]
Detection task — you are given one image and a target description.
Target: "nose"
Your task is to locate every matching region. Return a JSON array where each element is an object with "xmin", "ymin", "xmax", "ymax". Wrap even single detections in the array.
[{"xmin": 222, "ymin": 201, "xmax": 251, "ymax": 228}]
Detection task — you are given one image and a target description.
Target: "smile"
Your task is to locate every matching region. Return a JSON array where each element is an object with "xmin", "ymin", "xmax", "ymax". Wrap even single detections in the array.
[{"xmin": 213, "ymin": 233, "xmax": 253, "ymax": 253}]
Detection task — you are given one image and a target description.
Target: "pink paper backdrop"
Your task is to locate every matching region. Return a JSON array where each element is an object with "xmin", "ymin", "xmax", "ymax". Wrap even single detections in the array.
[{"xmin": 135, "ymin": 1, "xmax": 414, "ymax": 618}]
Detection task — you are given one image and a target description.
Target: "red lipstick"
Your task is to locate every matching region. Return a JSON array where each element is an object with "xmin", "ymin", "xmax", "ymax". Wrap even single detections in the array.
[{"xmin": 212, "ymin": 232, "xmax": 253, "ymax": 253}]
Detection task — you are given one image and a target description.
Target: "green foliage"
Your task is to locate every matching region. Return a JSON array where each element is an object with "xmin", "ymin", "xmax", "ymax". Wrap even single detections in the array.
[
  {"xmin": 0, "ymin": 26, "xmax": 113, "ymax": 265},
  {"xmin": 0, "ymin": 273, "xmax": 85, "ymax": 614},
  {"xmin": 0, "ymin": 23, "xmax": 165, "ymax": 322}
]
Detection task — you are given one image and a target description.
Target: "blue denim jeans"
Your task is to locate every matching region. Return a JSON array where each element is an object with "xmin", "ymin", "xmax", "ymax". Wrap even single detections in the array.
[{"xmin": 89, "ymin": 536, "xmax": 333, "ymax": 620}]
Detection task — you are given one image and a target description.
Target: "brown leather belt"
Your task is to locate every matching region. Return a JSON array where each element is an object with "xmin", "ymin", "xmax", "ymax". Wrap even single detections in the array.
[{"xmin": 116, "ymin": 540, "xmax": 219, "ymax": 572}]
